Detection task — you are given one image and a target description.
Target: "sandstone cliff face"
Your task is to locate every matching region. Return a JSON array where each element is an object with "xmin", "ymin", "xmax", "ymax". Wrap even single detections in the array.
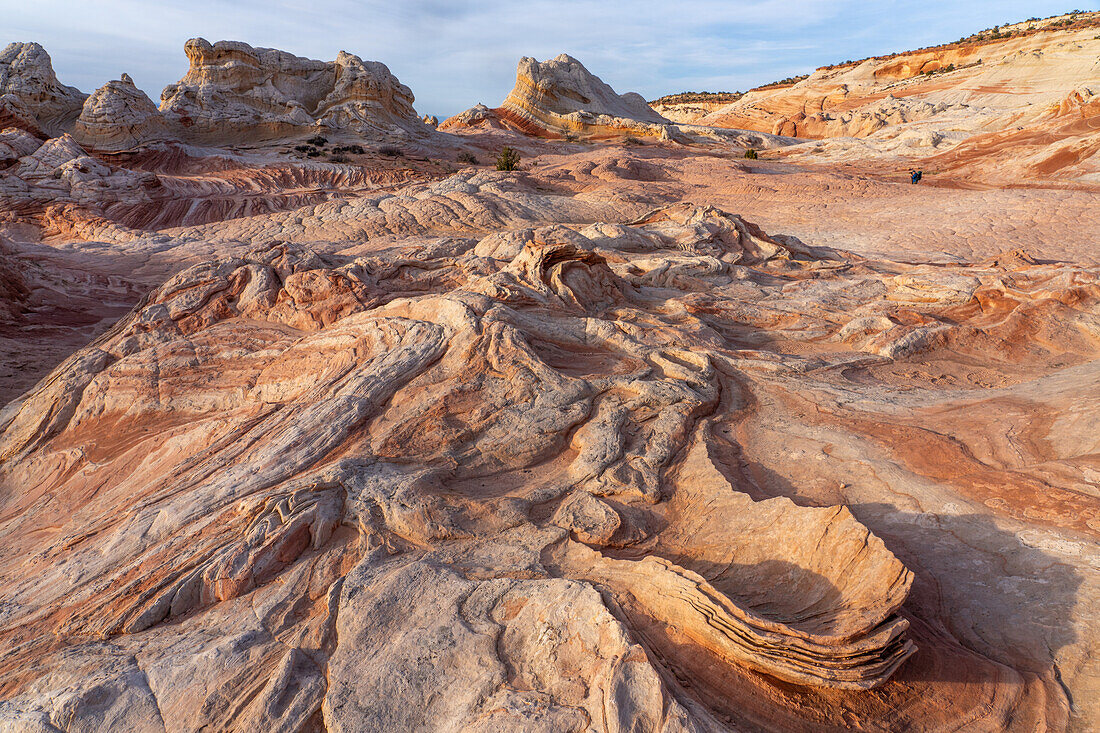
[
  {"xmin": 73, "ymin": 74, "xmax": 170, "ymax": 151},
  {"xmin": 650, "ymin": 99, "xmax": 731, "ymax": 123},
  {"xmin": 0, "ymin": 42, "xmax": 85, "ymax": 134},
  {"xmin": 159, "ymin": 38, "xmax": 427, "ymax": 143}
]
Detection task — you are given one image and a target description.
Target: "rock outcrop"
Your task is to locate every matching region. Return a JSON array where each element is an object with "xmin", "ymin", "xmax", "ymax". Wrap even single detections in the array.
[
  {"xmin": 0, "ymin": 42, "xmax": 85, "ymax": 133},
  {"xmin": 443, "ymin": 54, "xmax": 793, "ymax": 149},
  {"xmin": 159, "ymin": 38, "xmax": 427, "ymax": 143},
  {"xmin": 74, "ymin": 74, "xmax": 170, "ymax": 150},
  {"xmin": 0, "ymin": 127, "xmax": 41, "ymax": 168},
  {"xmin": 498, "ymin": 53, "xmax": 672, "ymax": 137}
]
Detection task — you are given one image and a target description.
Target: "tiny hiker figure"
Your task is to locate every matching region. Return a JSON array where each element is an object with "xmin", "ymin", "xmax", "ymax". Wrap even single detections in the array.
[{"xmin": 910, "ymin": 169, "xmax": 922, "ymax": 184}]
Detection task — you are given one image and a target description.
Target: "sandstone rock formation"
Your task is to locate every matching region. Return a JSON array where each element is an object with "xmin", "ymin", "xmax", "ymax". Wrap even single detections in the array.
[
  {"xmin": 73, "ymin": 73, "xmax": 170, "ymax": 151},
  {"xmin": 159, "ymin": 38, "xmax": 427, "ymax": 143},
  {"xmin": 2, "ymin": 145, "xmax": 1098, "ymax": 728},
  {"xmin": 0, "ymin": 20, "xmax": 1098, "ymax": 733},
  {"xmin": 442, "ymin": 54, "xmax": 792, "ymax": 150},
  {"xmin": 0, "ymin": 42, "xmax": 85, "ymax": 133},
  {"xmin": 499, "ymin": 53, "xmax": 671, "ymax": 136},
  {"xmin": 0, "ymin": 127, "xmax": 40, "ymax": 168},
  {"xmin": 701, "ymin": 15, "xmax": 1100, "ymax": 140}
]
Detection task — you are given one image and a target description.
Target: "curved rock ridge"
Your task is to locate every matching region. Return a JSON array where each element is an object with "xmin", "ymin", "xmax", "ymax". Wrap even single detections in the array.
[
  {"xmin": 0, "ymin": 42, "xmax": 85, "ymax": 133},
  {"xmin": 73, "ymin": 73, "xmax": 170, "ymax": 151},
  {"xmin": 159, "ymin": 38, "xmax": 428, "ymax": 143},
  {"xmin": 0, "ymin": 70, "xmax": 1098, "ymax": 729},
  {"xmin": 0, "ymin": 207, "xmax": 925, "ymax": 729}
]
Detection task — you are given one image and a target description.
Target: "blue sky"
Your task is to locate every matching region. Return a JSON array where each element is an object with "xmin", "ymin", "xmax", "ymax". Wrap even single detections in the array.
[{"xmin": 1, "ymin": 1, "xmax": 1092, "ymax": 118}]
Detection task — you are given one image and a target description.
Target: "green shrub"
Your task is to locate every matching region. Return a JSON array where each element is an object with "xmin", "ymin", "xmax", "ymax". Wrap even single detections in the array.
[
  {"xmin": 378, "ymin": 145, "xmax": 402, "ymax": 157},
  {"xmin": 496, "ymin": 146, "xmax": 521, "ymax": 171},
  {"xmin": 457, "ymin": 151, "xmax": 478, "ymax": 165},
  {"xmin": 622, "ymin": 135, "xmax": 642, "ymax": 146},
  {"xmin": 330, "ymin": 153, "xmax": 349, "ymax": 164},
  {"xmin": 306, "ymin": 135, "xmax": 328, "ymax": 147},
  {"xmin": 744, "ymin": 148, "xmax": 758, "ymax": 160}
]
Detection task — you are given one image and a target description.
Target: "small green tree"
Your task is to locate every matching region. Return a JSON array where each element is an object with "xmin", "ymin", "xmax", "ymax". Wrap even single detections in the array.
[
  {"xmin": 496, "ymin": 146, "xmax": 521, "ymax": 171},
  {"xmin": 744, "ymin": 148, "xmax": 758, "ymax": 160}
]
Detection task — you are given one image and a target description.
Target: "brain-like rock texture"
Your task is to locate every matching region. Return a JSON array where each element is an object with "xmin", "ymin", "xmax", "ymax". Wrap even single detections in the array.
[
  {"xmin": 159, "ymin": 38, "xmax": 426, "ymax": 142},
  {"xmin": 0, "ymin": 42, "xmax": 85, "ymax": 133},
  {"xmin": 73, "ymin": 73, "xmax": 170, "ymax": 151}
]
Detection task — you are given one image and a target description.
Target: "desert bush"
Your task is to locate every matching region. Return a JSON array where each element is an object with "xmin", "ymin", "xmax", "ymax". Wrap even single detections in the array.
[
  {"xmin": 622, "ymin": 135, "xmax": 642, "ymax": 146},
  {"xmin": 306, "ymin": 149, "xmax": 322, "ymax": 158},
  {"xmin": 307, "ymin": 135, "xmax": 328, "ymax": 147},
  {"xmin": 649, "ymin": 91, "xmax": 743, "ymax": 105},
  {"xmin": 457, "ymin": 151, "xmax": 478, "ymax": 164},
  {"xmin": 330, "ymin": 154, "xmax": 349, "ymax": 163},
  {"xmin": 496, "ymin": 146, "xmax": 520, "ymax": 171},
  {"xmin": 378, "ymin": 145, "xmax": 403, "ymax": 157},
  {"xmin": 744, "ymin": 148, "xmax": 758, "ymax": 160},
  {"xmin": 294, "ymin": 144, "xmax": 313, "ymax": 153},
  {"xmin": 333, "ymin": 144, "xmax": 365, "ymax": 155},
  {"xmin": 755, "ymin": 74, "xmax": 810, "ymax": 90}
]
